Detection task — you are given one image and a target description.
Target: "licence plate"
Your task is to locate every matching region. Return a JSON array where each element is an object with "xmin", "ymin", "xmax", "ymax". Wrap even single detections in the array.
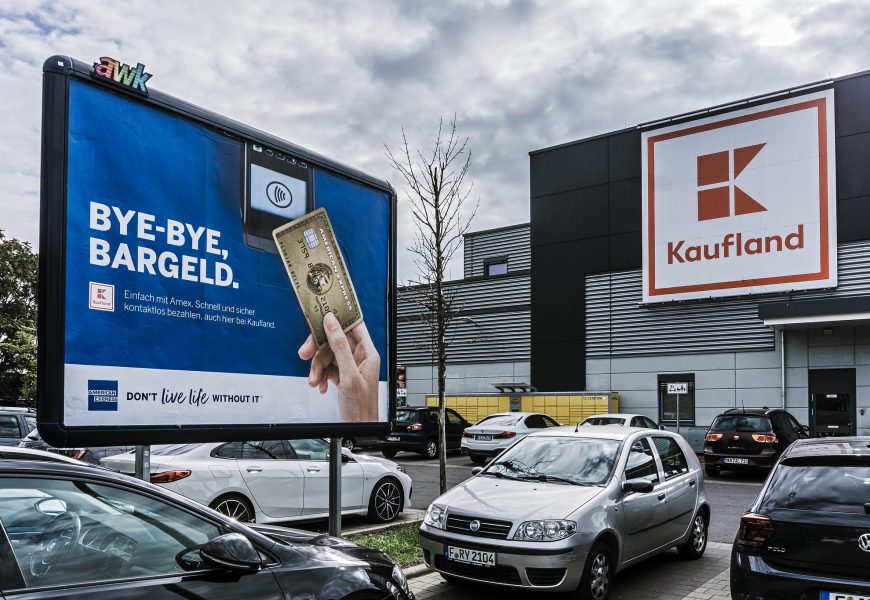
[
  {"xmin": 821, "ymin": 593, "xmax": 870, "ymax": 600},
  {"xmin": 445, "ymin": 545, "xmax": 495, "ymax": 567},
  {"xmin": 386, "ymin": 436, "xmax": 400, "ymax": 442},
  {"xmin": 723, "ymin": 458, "xmax": 749, "ymax": 465},
  {"xmin": 475, "ymin": 435, "xmax": 493, "ymax": 441}
]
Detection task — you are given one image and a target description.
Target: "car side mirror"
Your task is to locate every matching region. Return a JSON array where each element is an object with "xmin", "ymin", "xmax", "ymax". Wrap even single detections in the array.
[
  {"xmin": 659, "ymin": 425, "xmax": 668, "ymax": 430},
  {"xmin": 200, "ymin": 533, "xmax": 262, "ymax": 573},
  {"xmin": 622, "ymin": 479, "xmax": 654, "ymax": 494},
  {"xmin": 471, "ymin": 467, "xmax": 483, "ymax": 476}
]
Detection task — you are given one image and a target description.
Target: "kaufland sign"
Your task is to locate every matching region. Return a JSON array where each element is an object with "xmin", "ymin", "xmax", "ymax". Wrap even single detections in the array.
[{"xmin": 642, "ymin": 89, "xmax": 837, "ymax": 303}]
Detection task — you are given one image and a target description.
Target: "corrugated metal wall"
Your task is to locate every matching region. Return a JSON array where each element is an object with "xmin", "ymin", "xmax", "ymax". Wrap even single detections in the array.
[
  {"xmin": 463, "ymin": 224, "xmax": 531, "ymax": 278},
  {"xmin": 397, "ymin": 273, "xmax": 530, "ymax": 364},
  {"xmin": 587, "ymin": 241, "xmax": 870, "ymax": 358}
]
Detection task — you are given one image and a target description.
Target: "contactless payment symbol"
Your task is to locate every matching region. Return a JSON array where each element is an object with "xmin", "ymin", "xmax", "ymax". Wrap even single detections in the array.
[
  {"xmin": 266, "ymin": 181, "xmax": 293, "ymax": 208},
  {"xmin": 89, "ymin": 282, "xmax": 114, "ymax": 312}
]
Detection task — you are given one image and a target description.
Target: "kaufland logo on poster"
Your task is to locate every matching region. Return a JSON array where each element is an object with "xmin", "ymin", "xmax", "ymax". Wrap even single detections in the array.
[
  {"xmin": 642, "ymin": 89, "xmax": 837, "ymax": 303},
  {"xmin": 89, "ymin": 282, "xmax": 114, "ymax": 311}
]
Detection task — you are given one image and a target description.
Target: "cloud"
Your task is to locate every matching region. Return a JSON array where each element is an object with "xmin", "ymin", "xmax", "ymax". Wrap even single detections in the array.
[{"xmin": 1, "ymin": 0, "xmax": 869, "ymax": 281}]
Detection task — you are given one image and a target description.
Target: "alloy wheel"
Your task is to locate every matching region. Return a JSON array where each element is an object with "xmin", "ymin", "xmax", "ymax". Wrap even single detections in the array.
[
  {"xmin": 374, "ymin": 481, "xmax": 402, "ymax": 521},
  {"xmin": 589, "ymin": 551, "xmax": 610, "ymax": 600},
  {"xmin": 691, "ymin": 515, "xmax": 706, "ymax": 552},
  {"xmin": 425, "ymin": 440, "xmax": 437, "ymax": 458},
  {"xmin": 214, "ymin": 497, "xmax": 253, "ymax": 523},
  {"xmin": 342, "ymin": 438, "xmax": 355, "ymax": 452}
]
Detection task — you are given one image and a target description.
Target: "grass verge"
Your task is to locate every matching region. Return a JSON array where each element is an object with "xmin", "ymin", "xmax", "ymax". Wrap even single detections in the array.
[{"xmin": 348, "ymin": 521, "xmax": 423, "ymax": 568}]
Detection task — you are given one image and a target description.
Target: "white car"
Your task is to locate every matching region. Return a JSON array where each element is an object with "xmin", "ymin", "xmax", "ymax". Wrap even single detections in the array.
[
  {"xmin": 579, "ymin": 413, "xmax": 664, "ymax": 429},
  {"xmin": 461, "ymin": 412, "xmax": 561, "ymax": 465},
  {"xmin": 101, "ymin": 438, "xmax": 412, "ymax": 524}
]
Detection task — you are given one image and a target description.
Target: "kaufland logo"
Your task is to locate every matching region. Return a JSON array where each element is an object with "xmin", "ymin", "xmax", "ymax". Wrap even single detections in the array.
[
  {"xmin": 89, "ymin": 282, "xmax": 114, "ymax": 311},
  {"xmin": 642, "ymin": 89, "xmax": 837, "ymax": 303},
  {"xmin": 88, "ymin": 380, "xmax": 118, "ymax": 411}
]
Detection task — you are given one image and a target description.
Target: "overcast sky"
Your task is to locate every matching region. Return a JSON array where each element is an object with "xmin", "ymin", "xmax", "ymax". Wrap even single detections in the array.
[{"xmin": 2, "ymin": 0, "xmax": 870, "ymax": 281}]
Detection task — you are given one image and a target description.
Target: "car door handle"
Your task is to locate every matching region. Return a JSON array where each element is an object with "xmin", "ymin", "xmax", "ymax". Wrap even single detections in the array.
[
  {"xmin": 246, "ymin": 467, "xmax": 263, "ymax": 473},
  {"xmin": 688, "ymin": 480, "xmax": 696, "ymax": 487},
  {"xmin": 307, "ymin": 466, "xmax": 321, "ymax": 472},
  {"xmin": 657, "ymin": 493, "xmax": 666, "ymax": 501}
]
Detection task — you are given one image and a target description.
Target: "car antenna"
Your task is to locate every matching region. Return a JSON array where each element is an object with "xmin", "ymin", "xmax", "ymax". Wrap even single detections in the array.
[{"xmin": 574, "ymin": 421, "xmax": 580, "ymax": 433}]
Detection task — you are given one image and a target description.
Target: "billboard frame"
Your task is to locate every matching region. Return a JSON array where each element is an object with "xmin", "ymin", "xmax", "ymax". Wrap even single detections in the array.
[{"xmin": 38, "ymin": 55, "xmax": 397, "ymax": 447}]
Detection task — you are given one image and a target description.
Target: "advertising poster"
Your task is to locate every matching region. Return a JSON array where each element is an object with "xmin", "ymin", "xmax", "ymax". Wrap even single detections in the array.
[
  {"xmin": 39, "ymin": 57, "xmax": 395, "ymax": 445},
  {"xmin": 642, "ymin": 89, "xmax": 837, "ymax": 303}
]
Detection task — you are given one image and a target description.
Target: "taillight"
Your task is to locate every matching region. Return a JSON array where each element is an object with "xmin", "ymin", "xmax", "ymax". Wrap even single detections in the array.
[
  {"xmin": 493, "ymin": 431, "xmax": 516, "ymax": 439},
  {"xmin": 407, "ymin": 423, "xmax": 423, "ymax": 431},
  {"xmin": 58, "ymin": 448, "xmax": 87, "ymax": 460},
  {"xmin": 751, "ymin": 434, "xmax": 777, "ymax": 443},
  {"xmin": 704, "ymin": 433, "xmax": 722, "ymax": 442},
  {"xmin": 150, "ymin": 470, "xmax": 192, "ymax": 484},
  {"xmin": 736, "ymin": 513, "xmax": 774, "ymax": 550},
  {"xmin": 462, "ymin": 431, "xmax": 473, "ymax": 438}
]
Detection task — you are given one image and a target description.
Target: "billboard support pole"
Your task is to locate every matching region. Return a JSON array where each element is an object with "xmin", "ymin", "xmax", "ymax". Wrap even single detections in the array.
[
  {"xmin": 328, "ymin": 438, "xmax": 342, "ymax": 537},
  {"xmin": 134, "ymin": 445, "xmax": 150, "ymax": 482}
]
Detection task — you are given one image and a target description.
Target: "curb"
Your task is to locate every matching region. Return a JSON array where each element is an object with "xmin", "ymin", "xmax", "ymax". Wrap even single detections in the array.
[
  {"xmin": 403, "ymin": 563, "xmax": 431, "ymax": 579},
  {"xmin": 346, "ymin": 512, "xmax": 424, "ymax": 536}
]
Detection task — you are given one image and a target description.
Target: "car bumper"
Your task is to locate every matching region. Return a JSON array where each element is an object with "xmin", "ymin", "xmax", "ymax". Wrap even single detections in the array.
[
  {"xmin": 380, "ymin": 433, "xmax": 427, "ymax": 451},
  {"xmin": 460, "ymin": 440, "xmax": 512, "ymax": 456},
  {"xmin": 731, "ymin": 549, "xmax": 870, "ymax": 599},
  {"xmin": 419, "ymin": 528, "xmax": 586, "ymax": 592}
]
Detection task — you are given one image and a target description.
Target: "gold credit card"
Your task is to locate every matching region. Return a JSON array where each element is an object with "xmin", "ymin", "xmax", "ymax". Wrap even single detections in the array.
[{"xmin": 273, "ymin": 208, "xmax": 363, "ymax": 349}]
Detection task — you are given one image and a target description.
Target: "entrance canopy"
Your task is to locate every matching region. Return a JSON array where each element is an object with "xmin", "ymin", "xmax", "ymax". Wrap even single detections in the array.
[{"xmin": 759, "ymin": 297, "xmax": 870, "ymax": 329}]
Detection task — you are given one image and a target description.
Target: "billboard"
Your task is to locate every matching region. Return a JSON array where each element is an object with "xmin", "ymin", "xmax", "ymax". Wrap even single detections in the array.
[
  {"xmin": 39, "ymin": 56, "xmax": 395, "ymax": 446},
  {"xmin": 642, "ymin": 89, "xmax": 837, "ymax": 303}
]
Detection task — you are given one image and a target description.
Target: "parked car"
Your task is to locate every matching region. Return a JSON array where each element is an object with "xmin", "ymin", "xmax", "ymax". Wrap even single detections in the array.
[
  {"xmin": 381, "ymin": 406, "xmax": 469, "ymax": 459},
  {"xmin": 0, "ymin": 458, "xmax": 413, "ymax": 599},
  {"xmin": 0, "ymin": 445, "xmax": 90, "ymax": 465},
  {"xmin": 0, "ymin": 406, "xmax": 36, "ymax": 446},
  {"xmin": 730, "ymin": 436, "xmax": 870, "ymax": 599},
  {"xmin": 461, "ymin": 412, "xmax": 561, "ymax": 465},
  {"xmin": 18, "ymin": 428, "xmax": 133, "ymax": 464},
  {"xmin": 419, "ymin": 426, "xmax": 710, "ymax": 597},
  {"xmin": 703, "ymin": 408, "xmax": 809, "ymax": 476},
  {"xmin": 101, "ymin": 438, "xmax": 412, "ymax": 523},
  {"xmin": 579, "ymin": 413, "xmax": 663, "ymax": 429}
]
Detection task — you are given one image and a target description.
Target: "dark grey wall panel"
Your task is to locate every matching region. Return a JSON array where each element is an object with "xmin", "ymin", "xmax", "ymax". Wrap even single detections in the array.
[
  {"xmin": 608, "ymin": 178, "xmax": 642, "ymax": 235},
  {"xmin": 607, "ymin": 129, "xmax": 641, "ymax": 182},
  {"xmin": 530, "ymin": 137, "xmax": 608, "ymax": 198},
  {"xmin": 835, "ymin": 73, "xmax": 870, "ymax": 137},
  {"xmin": 836, "ymin": 131, "xmax": 870, "ymax": 200},
  {"xmin": 838, "ymin": 196, "xmax": 870, "ymax": 242},
  {"xmin": 530, "ymin": 185, "xmax": 608, "ymax": 244}
]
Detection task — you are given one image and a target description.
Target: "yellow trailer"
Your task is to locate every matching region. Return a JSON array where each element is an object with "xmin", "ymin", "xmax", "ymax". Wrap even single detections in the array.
[{"xmin": 425, "ymin": 392, "xmax": 619, "ymax": 426}]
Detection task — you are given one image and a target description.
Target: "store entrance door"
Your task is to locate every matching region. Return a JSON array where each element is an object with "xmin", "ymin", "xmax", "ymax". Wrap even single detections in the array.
[{"xmin": 808, "ymin": 368, "xmax": 856, "ymax": 437}]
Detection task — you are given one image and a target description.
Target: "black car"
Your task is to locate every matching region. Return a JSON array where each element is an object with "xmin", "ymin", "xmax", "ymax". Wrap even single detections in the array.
[
  {"xmin": 730, "ymin": 437, "xmax": 870, "ymax": 599},
  {"xmin": 704, "ymin": 408, "xmax": 809, "ymax": 476},
  {"xmin": 0, "ymin": 459, "xmax": 414, "ymax": 600},
  {"xmin": 381, "ymin": 406, "xmax": 469, "ymax": 459},
  {"xmin": 18, "ymin": 427, "xmax": 133, "ymax": 464},
  {"xmin": 0, "ymin": 407, "xmax": 37, "ymax": 446}
]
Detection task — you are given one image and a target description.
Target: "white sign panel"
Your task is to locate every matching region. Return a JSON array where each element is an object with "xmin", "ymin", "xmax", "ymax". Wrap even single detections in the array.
[
  {"xmin": 666, "ymin": 383, "xmax": 688, "ymax": 395},
  {"xmin": 642, "ymin": 90, "xmax": 837, "ymax": 303}
]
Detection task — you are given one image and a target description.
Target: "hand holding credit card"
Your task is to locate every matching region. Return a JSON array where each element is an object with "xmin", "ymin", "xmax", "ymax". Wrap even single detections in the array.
[{"xmin": 273, "ymin": 208, "xmax": 380, "ymax": 422}]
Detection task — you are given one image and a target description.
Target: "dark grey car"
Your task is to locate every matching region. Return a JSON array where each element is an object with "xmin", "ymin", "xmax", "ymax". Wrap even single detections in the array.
[{"xmin": 419, "ymin": 427, "xmax": 710, "ymax": 598}]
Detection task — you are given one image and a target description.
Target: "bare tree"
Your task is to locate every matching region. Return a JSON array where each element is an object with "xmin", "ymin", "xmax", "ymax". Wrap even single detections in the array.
[{"xmin": 386, "ymin": 116, "xmax": 476, "ymax": 495}]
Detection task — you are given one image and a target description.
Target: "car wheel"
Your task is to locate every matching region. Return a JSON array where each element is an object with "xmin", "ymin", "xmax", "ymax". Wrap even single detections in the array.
[
  {"xmin": 423, "ymin": 438, "xmax": 438, "ymax": 459},
  {"xmin": 381, "ymin": 447, "xmax": 398, "ymax": 459},
  {"xmin": 342, "ymin": 438, "xmax": 355, "ymax": 452},
  {"xmin": 705, "ymin": 465, "xmax": 720, "ymax": 477},
  {"xmin": 367, "ymin": 477, "xmax": 403, "ymax": 522},
  {"xmin": 210, "ymin": 494, "xmax": 255, "ymax": 523},
  {"xmin": 578, "ymin": 542, "xmax": 613, "ymax": 600},
  {"xmin": 470, "ymin": 455, "xmax": 487, "ymax": 465},
  {"xmin": 678, "ymin": 512, "xmax": 708, "ymax": 560}
]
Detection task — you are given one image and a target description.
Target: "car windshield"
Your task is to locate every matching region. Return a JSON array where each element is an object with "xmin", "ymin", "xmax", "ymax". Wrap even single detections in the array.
[
  {"xmin": 761, "ymin": 463, "xmax": 870, "ymax": 514},
  {"xmin": 475, "ymin": 415, "xmax": 522, "ymax": 427},
  {"xmin": 396, "ymin": 409, "xmax": 420, "ymax": 424},
  {"xmin": 151, "ymin": 444, "xmax": 201, "ymax": 456},
  {"xmin": 710, "ymin": 415, "xmax": 771, "ymax": 432},
  {"xmin": 581, "ymin": 417, "xmax": 625, "ymax": 426},
  {"xmin": 485, "ymin": 436, "xmax": 619, "ymax": 486}
]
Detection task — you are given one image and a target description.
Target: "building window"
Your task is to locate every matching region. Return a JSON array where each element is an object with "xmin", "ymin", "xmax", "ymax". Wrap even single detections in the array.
[
  {"xmin": 657, "ymin": 374, "xmax": 695, "ymax": 427},
  {"xmin": 485, "ymin": 258, "xmax": 508, "ymax": 277}
]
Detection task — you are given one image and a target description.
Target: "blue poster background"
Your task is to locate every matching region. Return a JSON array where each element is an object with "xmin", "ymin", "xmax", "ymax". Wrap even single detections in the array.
[{"xmin": 65, "ymin": 80, "xmax": 390, "ymax": 381}]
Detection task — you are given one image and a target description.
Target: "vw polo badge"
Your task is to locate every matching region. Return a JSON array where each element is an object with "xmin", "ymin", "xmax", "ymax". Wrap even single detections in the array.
[
  {"xmin": 469, "ymin": 520, "xmax": 481, "ymax": 532},
  {"xmin": 859, "ymin": 533, "xmax": 870, "ymax": 552}
]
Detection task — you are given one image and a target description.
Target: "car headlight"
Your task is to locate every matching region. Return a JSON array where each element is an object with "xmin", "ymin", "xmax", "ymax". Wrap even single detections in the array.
[
  {"xmin": 395, "ymin": 464, "xmax": 407, "ymax": 473},
  {"xmin": 388, "ymin": 565, "xmax": 411, "ymax": 599},
  {"xmin": 423, "ymin": 503, "xmax": 446, "ymax": 530},
  {"xmin": 512, "ymin": 520, "xmax": 576, "ymax": 541}
]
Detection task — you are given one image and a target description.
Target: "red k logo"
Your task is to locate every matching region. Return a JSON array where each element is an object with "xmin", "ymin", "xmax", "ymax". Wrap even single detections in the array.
[
  {"xmin": 697, "ymin": 143, "xmax": 767, "ymax": 221},
  {"xmin": 96, "ymin": 288, "xmax": 106, "ymax": 300}
]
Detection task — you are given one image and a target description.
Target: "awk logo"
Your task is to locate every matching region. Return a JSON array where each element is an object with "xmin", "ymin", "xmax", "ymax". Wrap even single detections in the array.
[
  {"xmin": 93, "ymin": 57, "xmax": 152, "ymax": 94},
  {"xmin": 88, "ymin": 380, "xmax": 118, "ymax": 411},
  {"xmin": 697, "ymin": 144, "xmax": 766, "ymax": 221}
]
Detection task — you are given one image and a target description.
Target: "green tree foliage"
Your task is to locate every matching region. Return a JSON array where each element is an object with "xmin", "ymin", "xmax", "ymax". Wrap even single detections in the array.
[{"xmin": 0, "ymin": 230, "xmax": 38, "ymax": 405}]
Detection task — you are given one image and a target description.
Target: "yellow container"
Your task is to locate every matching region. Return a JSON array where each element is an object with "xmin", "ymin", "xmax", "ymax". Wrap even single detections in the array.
[{"xmin": 425, "ymin": 392, "xmax": 618, "ymax": 425}]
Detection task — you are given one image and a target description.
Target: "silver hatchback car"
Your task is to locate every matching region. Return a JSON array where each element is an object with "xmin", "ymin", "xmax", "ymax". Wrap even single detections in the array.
[{"xmin": 419, "ymin": 427, "xmax": 710, "ymax": 599}]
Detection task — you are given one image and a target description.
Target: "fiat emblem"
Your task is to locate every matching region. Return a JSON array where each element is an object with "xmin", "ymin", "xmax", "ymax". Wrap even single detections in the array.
[
  {"xmin": 859, "ymin": 533, "xmax": 870, "ymax": 552},
  {"xmin": 469, "ymin": 520, "xmax": 481, "ymax": 532}
]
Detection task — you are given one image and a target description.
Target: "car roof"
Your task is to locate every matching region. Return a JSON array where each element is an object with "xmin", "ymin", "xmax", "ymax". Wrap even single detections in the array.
[
  {"xmin": 582, "ymin": 413, "xmax": 645, "ymax": 420},
  {"xmin": 529, "ymin": 425, "xmax": 671, "ymax": 441},
  {"xmin": 0, "ymin": 447, "xmax": 85, "ymax": 465},
  {"xmin": 0, "ymin": 407, "xmax": 36, "ymax": 414},
  {"xmin": 718, "ymin": 408, "xmax": 778, "ymax": 416},
  {"xmin": 477, "ymin": 412, "xmax": 543, "ymax": 418},
  {"xmin": 784, "ymin": 436, "xmax": 870, "ymax": 459}
]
